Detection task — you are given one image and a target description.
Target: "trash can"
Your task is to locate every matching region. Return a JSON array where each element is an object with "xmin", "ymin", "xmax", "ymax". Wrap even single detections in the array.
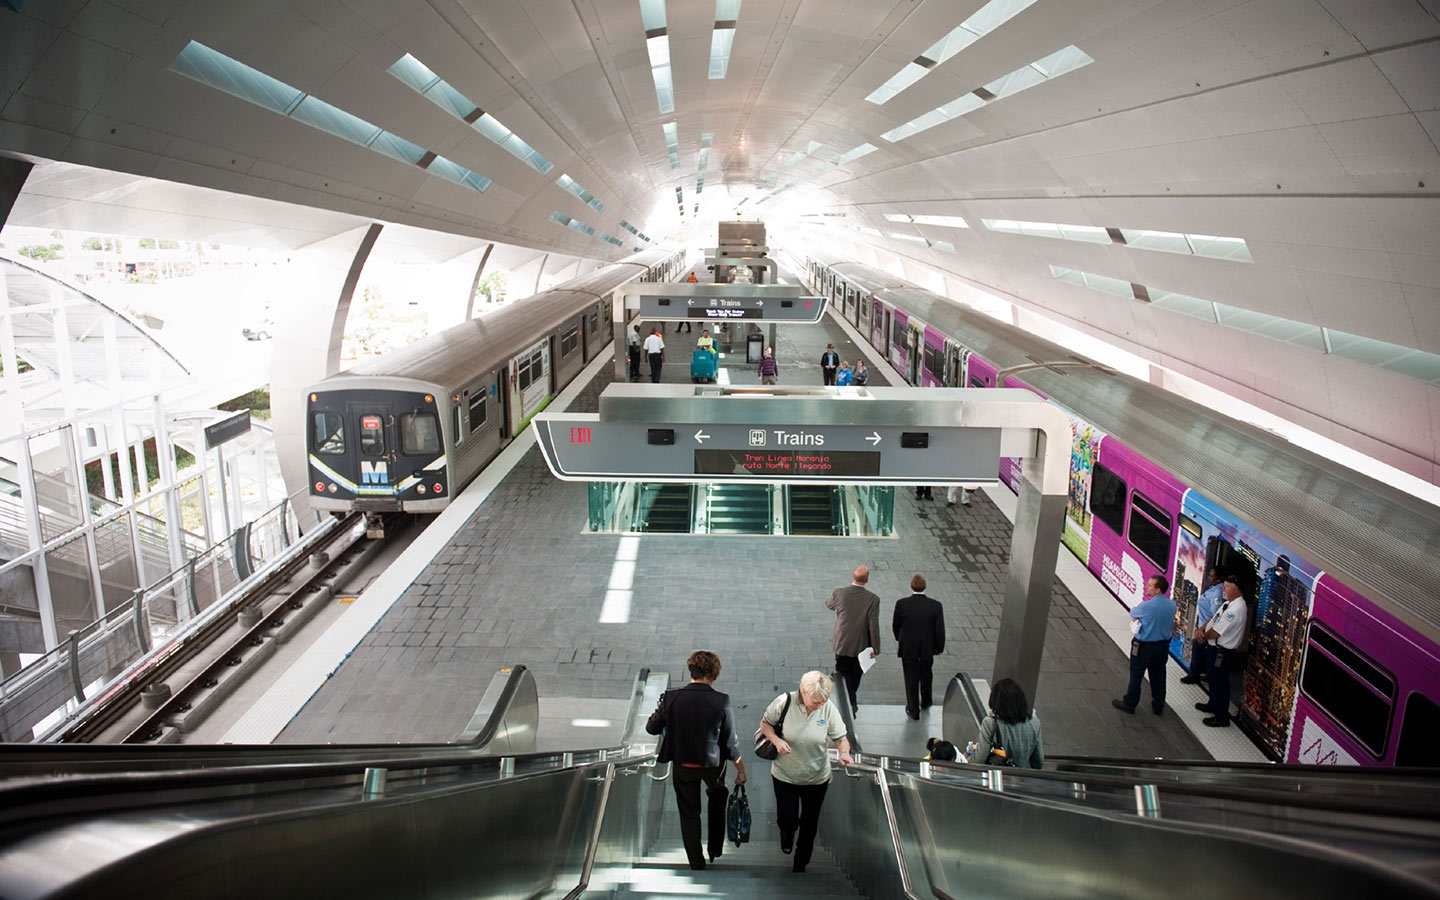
[{"xmin": 746, "ymin": 331, "xmax": 764, "ymax": 364}]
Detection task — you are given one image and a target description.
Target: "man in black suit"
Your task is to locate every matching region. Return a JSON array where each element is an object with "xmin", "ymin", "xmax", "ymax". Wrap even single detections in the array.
[
  {"xmin": 827, "ymin": 564, "xmax": 881, "ymax": 714},
  {"xmin": 645, "ymin": 650, "xmax": 747, "ymax": 870},
  {"xmin": 893, "ymin": 574, "xmax": 945, "ymax": 721}
]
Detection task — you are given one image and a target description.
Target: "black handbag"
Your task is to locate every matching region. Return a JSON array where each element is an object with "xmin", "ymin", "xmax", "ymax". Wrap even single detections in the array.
[
  {"xmin": 984, "ymin": 717, "xmax": 1017, "ymax": 767},
  {"xmin": 754, "ymin": 691, "xmax": 793, "ymax": 760},
  {"xmin": 726, "ymin": 784, "xmax": 751, "ymax": 847}
]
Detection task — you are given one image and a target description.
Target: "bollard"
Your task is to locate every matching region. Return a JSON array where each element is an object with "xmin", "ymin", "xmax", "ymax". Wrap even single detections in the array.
[{"xmin": 140, "ymin": 683, "xmax": 172, "ymax": 710}]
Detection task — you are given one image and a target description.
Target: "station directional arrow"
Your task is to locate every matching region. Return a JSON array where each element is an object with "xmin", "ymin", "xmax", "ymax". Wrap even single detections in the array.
[
  {"xmin": 687, "ymin": 299, "xmax": 696, "ymax": 306},
  {"xmin": 695, "ymin": 429, "xmax": 711, "ymax": 443},
  {"xmin": 866, "ymin": 431, "xmax": 882, "ymax": 446}
]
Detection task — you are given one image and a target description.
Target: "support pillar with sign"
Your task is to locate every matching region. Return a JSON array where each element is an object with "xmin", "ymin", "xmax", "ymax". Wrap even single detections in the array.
[{"xmin": 534, "ymin": 384, "xmax": 1070, "ymax": 713}]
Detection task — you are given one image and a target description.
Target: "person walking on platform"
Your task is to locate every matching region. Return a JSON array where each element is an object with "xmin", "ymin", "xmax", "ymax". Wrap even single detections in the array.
[
  {"xmin": 646, "ymin": 650, "xmax": 746, "ymax": 871},
  {"xmin": 1113, "ymin": 575, "xmax": 1177, "ymax": 716},
  {"xmin": 628, "ymin": 325, "xmax": 643, "ymax": 382},
  {"xmin": 893, "ymin": 574, "xmax": 944, "ymax": 721},
  {"xmin": 946, "ymin": 486, "xmax": 969, "ymax": 507},
  {"xmin": 827, "ymin": 565, "xmax": 881, "ymax": 715},
  {"xmin": 852, "ymin": 359, "xmax": 868, "ymax": 386},
  {"xmin": 972, "ymin": 679, "xmax": 1044, "ymax": 769},
  {"xmin": 687, "ymin": 271, "xmax": 699, "ymax": 283},
  {"xmin": 836, "ymin": 360, "xmax": 852, "ymax": 386},
  {"xmin": 915, "ymin": 485, "xmax": 934, "ymax": 501},
  {"xmin": 643, "ymin": 327, "xmax": 665, "ymax": 383},
  {"xmin": 1195, "ymin": 576, "xmax": 1247, "ymax": 727},
  {"xmin": 1180, "ymin": 567, "xmax": 1223, "ymax": 684},
  {"xmin": 758, "ymin": 346, "xmax": 779, "ymax": 385},
  {"xmin": 820, "ymin": 344, "xmax": 839, "ymax": 385},
  {"xmin": 758, "ymin": 671, "xmax": 852, "ymax": 874}
]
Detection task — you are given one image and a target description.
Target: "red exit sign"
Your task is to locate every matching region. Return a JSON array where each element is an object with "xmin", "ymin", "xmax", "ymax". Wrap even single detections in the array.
[{"xmin": 570, "ymin": 426, "xmax": 592, "ymax": 444}]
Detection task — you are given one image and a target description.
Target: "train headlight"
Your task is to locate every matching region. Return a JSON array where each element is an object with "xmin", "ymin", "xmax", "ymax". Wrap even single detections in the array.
[
  {"xmin": 328, "ymin": 483, "xmax": 337, "ymax": 492},
  {"xmin": 417, "ymin": 484, "xmax": 427, "ymax": 494}
]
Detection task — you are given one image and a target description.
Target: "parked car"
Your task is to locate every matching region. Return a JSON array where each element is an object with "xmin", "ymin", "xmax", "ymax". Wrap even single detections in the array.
[{"xmin": 242, "ymin": 318, "xmax": 274, "ymax": 340}]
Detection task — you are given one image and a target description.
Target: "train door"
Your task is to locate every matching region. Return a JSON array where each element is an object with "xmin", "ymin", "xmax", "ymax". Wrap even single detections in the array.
[
  {"xmin": 906, "ymin": 321, "xmax": 923, "ymax": 385},
  {"xmin": 871, "ymin": 299, "xmax": 886, "ymax": 352},
  {"xmin": 858, "ymin": 292, "xmax": 871, "ymax": 335},
  {"xmin": 347, "ymin": 400, "xmax": 396, "ymax": 496},
  {"xmin": 507, "ymin": 338, "xmax": 551, "ymax": 435},
  {"xmin": 943, "ymin": 342, "xmax": 964, "ymax": 387}
]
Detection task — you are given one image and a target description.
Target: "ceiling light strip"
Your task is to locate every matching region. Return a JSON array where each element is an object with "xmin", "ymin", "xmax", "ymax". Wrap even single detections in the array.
[
  {"xmin": 641, "ymin": 0, "xmax": 675, "ymax": 113},
  {"xmin": 557, "ymin": 174, "xmax": 605, "ymax": 212},
  {"xmin": 709, "ymin": 0, "xmax": 741, "ymax": 79},
  {"xmin": 988, "ymin": 219, "xmax": 1251, "ymax": 261},
  {"xmin": 170, "ymin": 41, "xmax": 489, "ymax": 191},
  {"xmin": 866, "ymin": 0, "xmax": 1038, "ymax": 105},
  {"xmin": 389, "ymin": 53, "xmax": 552, "ymax": 175}
]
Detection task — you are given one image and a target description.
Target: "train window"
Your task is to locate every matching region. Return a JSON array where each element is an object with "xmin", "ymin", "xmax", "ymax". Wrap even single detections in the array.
[
  {"xmin": 529, "ymin": 352, "xmax": 544, "ymax": 386},
  {"xmin": 969, "ymin": 375, "xmax": 985, "ymax": 388},
  {"xmin": 518, "ymin": 364, "xmax": 531, "ymax": 391},
  {"xmin": 400, "ymin": 412, "xmax": 440, "ymax": 456},
  {"xmin": 924, "ymin": 344, "xmax": 942, "ymax": 378},
  {"xmin": 1090, "ymin": 462, "xmax": 1127, "ymax": 535},
  {"xmin": 587, "ymin": 312, "xmax": 598, "ymax": 333},
  {"xmin": 1300, "ymin": 622, "xmax": 1394, "ymax": 757},
  {"xmin": 561, "ymin": 327, "xmax": 580, "ymax": 358},
  {"xmin": 468, "ymin": 393, "xmax": 486, "ymax": 432},
  {"xmin": 1396, "ymin": 693, "xmax": 1440, "ymax": 766},
  {"xmin": 312, "ymin": 412, "xmax": 345, "ymax": 455},
  {"xmin": 359, "ymin": 414, "xmax": 384, "ymax": 456},
  {"xmin": 1127, "ymin": 491, "xmax": 1173, "ymax": 568}
]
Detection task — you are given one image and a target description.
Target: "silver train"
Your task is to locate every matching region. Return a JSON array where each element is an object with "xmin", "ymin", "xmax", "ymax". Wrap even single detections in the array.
[{"xmin": 305, "ymin": 249, "xmax": 681, "ymax": 514}]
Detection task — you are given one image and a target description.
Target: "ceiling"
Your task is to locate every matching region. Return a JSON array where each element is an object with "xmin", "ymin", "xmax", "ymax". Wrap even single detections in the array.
[{"xmin": 1, "ymin": 0, "xmax": 1437, "ymax": 480}]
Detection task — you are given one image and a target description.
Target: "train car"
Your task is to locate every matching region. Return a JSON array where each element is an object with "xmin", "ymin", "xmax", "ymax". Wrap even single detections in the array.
[
  {"xmin": 805, "ymin": 256, "xmax": 1440, "ymax": 767},
  {"xmin": 305, "ymin": 249, "xmax": 679, "ymax": 517}
]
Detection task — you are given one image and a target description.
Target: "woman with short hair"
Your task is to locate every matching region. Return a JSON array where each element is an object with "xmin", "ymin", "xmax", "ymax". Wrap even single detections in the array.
[
  {"xmin": 972, "ymin": 678, "xmax": 1044, "ymax": 769},
  {"xmin": 757, "ymin": 670, "xmax": 853, "ymax": 873}
]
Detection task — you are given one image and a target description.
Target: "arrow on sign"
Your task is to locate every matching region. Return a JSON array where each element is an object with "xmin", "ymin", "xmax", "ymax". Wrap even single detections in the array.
[
  {"xmin": 687, "ymin": 299, "xmax": 696, "ymax": 306},
  {"xmin": 695, "ymin": 430, "xmax": 711, "ymax": 443},
  {"xmin": 866, "ymin": 432, "xmax": 882, "ymax": 446}
]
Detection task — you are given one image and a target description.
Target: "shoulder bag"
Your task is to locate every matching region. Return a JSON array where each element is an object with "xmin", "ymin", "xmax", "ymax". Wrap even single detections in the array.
[
  {"xmin": 984, "ymin": 716, "xmax": 1017, "ymax": 767},
  {"xmin": 754, "ymin": 691, "xmax": 793, "ymax": 760}
]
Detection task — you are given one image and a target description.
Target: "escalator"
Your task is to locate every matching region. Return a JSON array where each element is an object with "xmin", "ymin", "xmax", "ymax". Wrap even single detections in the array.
[
  {"xmin": 637, "ymin": 484, "xmax": 692, "ymax": 533},
  {"xmin": 787, "ymin": 486, "xmax": 838, "ymax": 535},
  {"xmin": 1, "ymin": 667, "xmax": 1437, "ymax": 899},
  {"xmin": 703, "ymin": 484, "xmax": 771, "ymax": 534}
]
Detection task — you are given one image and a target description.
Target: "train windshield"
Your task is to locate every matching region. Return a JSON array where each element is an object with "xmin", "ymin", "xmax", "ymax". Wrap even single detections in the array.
[
  {"xmin": 400, "ymin": 412, "xmax": 441, "ymax": 455},
  {"xmin": 312, "ymin": 412, "xmax": 345, "ymax": 455},
  {"xmin": 360, "ymin": 414, "xmax": 386, "ymax": 455}
]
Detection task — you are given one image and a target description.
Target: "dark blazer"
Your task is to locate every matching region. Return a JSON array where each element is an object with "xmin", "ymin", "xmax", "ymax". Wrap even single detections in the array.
[
  {"xmin": 893, "ymin": 593, "xmax": 945, "ymax": 660},
  {"xmin": 828, "ymin": 584, "xmax": 881, "ymax": 657},
  {"xmin": 645, "ymin": 682, "xmax": 741, "ymax": 767}
]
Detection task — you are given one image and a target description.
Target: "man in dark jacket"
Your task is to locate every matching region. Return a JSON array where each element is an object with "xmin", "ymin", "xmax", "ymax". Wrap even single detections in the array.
[
  {"xmin": 820, "ymin": 343, "xmax": 840, "ymax": 385},
  {"xmin": 827, "ymin": 564, "xmax": 881, "ymax": 714},
  {"xmin": 893, "ymin": 574, "xmax": 945, "ymax": 720},
  {"xmin": 645, "ymin": 650, "xmax": 747, "ymax": 870}
]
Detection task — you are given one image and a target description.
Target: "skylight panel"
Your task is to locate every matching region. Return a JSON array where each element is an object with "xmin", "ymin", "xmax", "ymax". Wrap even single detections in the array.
[
  {"xmin": 172, "ymin": 42, "xmax": 489, "ymax": 193},
  {"xmin": 834, "ymin": 143, "xmax": 878, "ymax": 166},
  {"xmin": 600, "ymin": 233, "xmax": 624, "ymax": 247},
  {"xmin": 642, "ymin": 0, "xmax": 676, "ymax": 115},
  {"xmin": 887, "ymin": 213, "xmax": 969, "ymax": 228},
  {"xmin": 889, "ymin": 232, "xmax": 928, "ymax": 245},
  {"xmin": 865, "ymin": 0, "xmax": 1037, "ymax": 105},
  {"xmin": 550, "ymin": 211, "xmax": 596, "ymax": 237},
  {"xmin": 709, "ymin": 17, "xmax": 737, "ymax": 80},
  {"xmin": 472, "ymin": 114, "xmax": 554, "ymax": 174},
  {"xmin": 556, "ymin": 174, "xmax": 604, "ymax": 212},
  {"xmin": 1325, "ymin": 331, "xmax": 1440, "ymax": 385},
  {"xmin": 696, "ymin": 175, "xmax": 705, "ymax": 194},
  {"xmin": 675, "ymin": 186, "xmax": 685, "ymax": 216},
  {"xmin": 699, "ymin": 132, "xmax": 714, "ymax": 172},
  {"xmin": 1147, "ymin": 289, "xmax": 1218, "ymax": 322},
  {"xmin": 663, "ymin": 121, "xmax": 680, "ymax": 170}
]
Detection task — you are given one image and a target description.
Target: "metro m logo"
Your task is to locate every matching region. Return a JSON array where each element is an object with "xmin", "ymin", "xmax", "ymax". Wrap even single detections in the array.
[{"xmin": 360, "ymin": 460, "xmax": 389, "ymax": 485}]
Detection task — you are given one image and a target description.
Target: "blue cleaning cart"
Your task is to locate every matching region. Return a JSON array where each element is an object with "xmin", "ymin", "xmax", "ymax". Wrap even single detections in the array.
[{"xmin": 690, "ymin": 347, "xmax": 719, "ymax": 383}]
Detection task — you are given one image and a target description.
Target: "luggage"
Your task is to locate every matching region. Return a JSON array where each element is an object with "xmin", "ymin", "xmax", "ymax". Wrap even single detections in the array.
[
  {"xmin": 726, "ymin": 784, "xmax": 751, "ymax": 847},
  {"xmin": 690, "ymin": 347, "xmax": 719, "ymax": 383}
]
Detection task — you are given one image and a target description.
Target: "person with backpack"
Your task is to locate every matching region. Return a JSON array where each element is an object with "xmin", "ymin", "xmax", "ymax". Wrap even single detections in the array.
[
  {"xmin": 971, "ymin": 678, "xmax": 1044, "ymax": 768},
  {"xmin": 646, "ymin": 651, "xmax": 747, "ymax": 870}
]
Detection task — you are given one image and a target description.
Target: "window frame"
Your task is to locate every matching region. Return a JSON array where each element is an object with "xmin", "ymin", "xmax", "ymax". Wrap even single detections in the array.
[
  {"xmin": 1299, "ymin": 621, "xmax": 1395, "ymax": 759},
  {"xmin": 312, "ymin": 411, "xmax": 346, "ymax": 456},
  {"xmin": 399, "ymin": 411, "xmax": 441, "ymax": 456},
  {"xmin": 358, "ymin": 413, "xmax": 385, "ymax": 457},
  {"xmin": 1396, "ymin": 691, "xmax": 1440, "ymax": 767},
  {"xmin": 1127, "ymin": 489, "xmax": 1173, "ymax": 568},
  {"xmin": 1089, "ymin": 461, "xmax": 1128, "ymax": 536},
  {"xmin": 468, "ymin": 391, "xmax": 487, "ymax": 433}
]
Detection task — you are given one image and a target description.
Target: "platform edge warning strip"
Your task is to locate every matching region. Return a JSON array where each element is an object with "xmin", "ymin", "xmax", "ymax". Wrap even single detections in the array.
[{"xmin": 221, "ymin": 345, "xmax": 621, "ymax": 744}]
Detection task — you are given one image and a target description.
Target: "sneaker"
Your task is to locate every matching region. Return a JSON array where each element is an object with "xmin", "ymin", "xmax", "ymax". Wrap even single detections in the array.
[
  {"xmin": 1202, "ymin": 716, "xmax": 1230, "ymax": 728},
  {"xmin": 1179, "ymin": 675, "xmax": 1201, "ymax": 685},
  {"xmin": 947, "ymin": 501, "xmax": 955, "ymax": 507},
  {"xmin": 1111, "ymin": 699, "xmax": 1135, "ymax": 714}
]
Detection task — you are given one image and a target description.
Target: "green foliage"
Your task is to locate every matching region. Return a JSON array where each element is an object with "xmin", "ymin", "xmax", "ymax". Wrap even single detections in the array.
[
  {"xmin": 84, "ymin": 439, "xmax": 195, "ymax": 497},
  {"xmin": 158, "ymin": 239, "xmax": 179, "ymax": 250},
  {"xmin": 219, "ymin": 388, "xmax": 272, "ymax": 421},
  {"xmin": 82, "ymin": 237, "xmax": 103, "ymax": 251},
  {"xmin": 476, "ymin": 270, "xmax": 509, "ymax": 304},
  {"xmin": 18, "ymin": 244, "xmax": 63, "ymax": 261},
  {"xmin": 138, "ymin": 238, "xmax": 157, "ymax": 249}
]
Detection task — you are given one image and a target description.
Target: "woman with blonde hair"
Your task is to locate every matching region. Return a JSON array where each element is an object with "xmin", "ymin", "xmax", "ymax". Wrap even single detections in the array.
[{"xmin": 757, "ymin": 670, "xmax": 853, "ymax": 873}]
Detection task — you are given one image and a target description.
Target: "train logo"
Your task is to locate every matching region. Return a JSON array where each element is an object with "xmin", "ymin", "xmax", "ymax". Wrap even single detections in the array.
[
  {"xmin": 748, "ymin": 429, "xmax": 766, "ymax": 447},
  {"xmin": 360, "ymin": 461, "xmax": 389, "ymax": 485}
]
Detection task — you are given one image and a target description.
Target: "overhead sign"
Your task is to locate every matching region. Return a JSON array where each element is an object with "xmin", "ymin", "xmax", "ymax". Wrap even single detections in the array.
[
  {"xmin": 639, "ymin": 295, "xmax": 827, "ymax": 322},
  {"xmin": 204, "ymin": 410, "xmax": 251, "ymax": 449}
]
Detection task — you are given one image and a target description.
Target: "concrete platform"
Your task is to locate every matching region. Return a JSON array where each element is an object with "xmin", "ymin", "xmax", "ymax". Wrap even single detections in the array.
[{"xmin": 277, "ymin": 301, "xmax": 1209, "ymax": 764}]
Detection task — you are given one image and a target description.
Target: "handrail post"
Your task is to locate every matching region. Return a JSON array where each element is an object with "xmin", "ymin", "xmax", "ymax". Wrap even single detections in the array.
[
  {"xmin": 185, "ymin": 556, "xmax": 199, "ymax": 617},
  {"xmin": 66, "ymin": 630, "xmax": 84, "ymax": 703},
  {"xmin": 279, "ymin": 497, "xmax": 292, "ymax": 547},
  {"xmin": 500, "ymin": 757, "xmax": 515, "ymax": 778},
  {"xmin": 131, "ymin": 590, "xmax": 149, "ymax": 654},
  {"xmin": 362, "ymin": 767, "xmax": 387, "ymax": 799}
]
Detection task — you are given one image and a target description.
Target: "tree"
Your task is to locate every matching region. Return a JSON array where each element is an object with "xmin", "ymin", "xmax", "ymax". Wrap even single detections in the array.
[
  {"xmin": 82, "ymin": 237, "xmax": 103, "ymax": 251},
  {"xmin": 476, "ymin": 270, "xmax": 509, "ymax": 306},
  {"xmin": 138, "ymin": 238, "xmax": 156, "ymax": 250}
]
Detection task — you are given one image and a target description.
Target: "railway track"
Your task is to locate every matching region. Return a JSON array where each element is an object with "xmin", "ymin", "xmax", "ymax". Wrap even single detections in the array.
[{"xmin": 59, "ymin": 513, "xmax": 399, "ymax": 744}]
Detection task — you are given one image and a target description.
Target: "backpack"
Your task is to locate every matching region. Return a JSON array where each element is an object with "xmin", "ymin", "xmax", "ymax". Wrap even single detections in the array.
[{"xmin": 726, "ymin": 784, "xmax": 751, "ymax": 847}]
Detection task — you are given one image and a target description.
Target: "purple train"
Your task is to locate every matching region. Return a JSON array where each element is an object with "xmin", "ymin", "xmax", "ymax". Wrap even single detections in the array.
[{"xmin": 810, "ymin": 257, "xmax": 1440, "ymax": 767}]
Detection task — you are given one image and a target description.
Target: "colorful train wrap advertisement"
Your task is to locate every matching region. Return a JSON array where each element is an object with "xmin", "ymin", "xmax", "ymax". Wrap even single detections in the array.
[
  {"xmin": 1061, "ymin": 411, "xmax": 1103, "ymax": 564},
  {"xmin": 1173, "ymin": 490, "xmax": 1315, "ymax": 761}
]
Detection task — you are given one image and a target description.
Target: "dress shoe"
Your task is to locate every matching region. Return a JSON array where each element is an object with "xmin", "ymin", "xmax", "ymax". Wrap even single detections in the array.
[
  {"xmin": 1111, "ymin": 699, "xmax": 1135, "ymax": 714},
  {"xmin": 1153, "ymin": 706, "xmax": 1165, "ymax": 716},
  {"xmin": 1179, "ymin": 675, "xmax": 1201, "ymax": 685},
  {"xmin": 1202, "ymin": 716, "xmax": 1230, "ymax": 728},
  {"xmin": 907, "ymin": 711, "xmax": 920, "ymax": 721},
  {"xmin": 1194, "ymin": 702, "xmax": 1212, "ymax": 712},
  {"xmin": 780, "ymin": 832, "xmax": 794, "ymax": 855}
]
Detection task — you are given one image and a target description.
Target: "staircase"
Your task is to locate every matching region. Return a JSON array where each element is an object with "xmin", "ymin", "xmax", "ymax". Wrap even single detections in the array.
[
  {"xmin": 787, "ymin": 486, "xmax": 837, "ymax": 535},
  {"xmin": 704, "ymin": 485, "xmax": 772, "ymax": 534},
  {"xmin": 639, "ymin": 484, "xmax": 693, "ymax": 533}
]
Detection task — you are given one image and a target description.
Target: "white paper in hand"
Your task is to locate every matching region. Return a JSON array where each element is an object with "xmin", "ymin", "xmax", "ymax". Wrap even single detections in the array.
[{"xmin": 858, "ymin": 648, "xmax": 877, "ymax": 673}]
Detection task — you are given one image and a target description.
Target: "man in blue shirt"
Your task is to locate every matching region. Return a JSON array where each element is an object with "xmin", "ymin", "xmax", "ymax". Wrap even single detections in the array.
[
  {"xmin": 1113, "ymin": 575, "xmax": 1178, "ymax": 715},
  {"xmin": 1180, "ymin": 567, "xmax": 1223, "ymax": 685}
]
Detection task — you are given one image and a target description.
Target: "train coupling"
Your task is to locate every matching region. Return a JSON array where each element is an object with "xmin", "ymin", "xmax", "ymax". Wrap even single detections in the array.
[{"xmin": 365, "ymin": 512, "xmax": 386, "ymax": 540}]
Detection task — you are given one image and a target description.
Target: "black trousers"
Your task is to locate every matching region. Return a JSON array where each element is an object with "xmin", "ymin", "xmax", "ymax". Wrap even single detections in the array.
[
  {"xmin": 835, "ymin": 655, "xmax": 863, "ymax": 711},
  {"xmin": 901, "ymin": 655, "xmax": 934, "ymax": 716},
  {"xmin": 1203, "ymin": 645, "xmax": 1237, "ymax": 723},
  {"xmin": 773, "ymin": 778, "xmax": 829, "ymax": 872},
  {"xmin": 1122, "ymin": 638, "xmax": 1169, "ymax": 712},
  {"xmin": 649, "ymin": 352, "xmax": 663, "ymax": 383},
  {"xmin": 673, "ymin": 765, "xmax": 728, "ymax": 870},
  {"xmin": 1187, "ymin": 638, "xmax": 1210, "ymax": 677},
  {"xmin": 628, "ymin": 345, "xmax": 641, "ymax": 380},
  {"xmin": 822, "ymin": 369, "xmax": 837, "ymax": 385}
]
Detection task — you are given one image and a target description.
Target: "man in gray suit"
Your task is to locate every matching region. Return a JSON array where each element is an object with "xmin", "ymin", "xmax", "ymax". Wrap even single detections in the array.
[{"xmin": 827, "ymin": 565, "xmax": 881, "ymax": 714}]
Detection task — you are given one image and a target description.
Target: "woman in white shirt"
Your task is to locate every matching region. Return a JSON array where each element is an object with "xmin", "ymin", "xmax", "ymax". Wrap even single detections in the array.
[{"xmin": 757, "ymin": 671, "xmax": 853, "ymax": 873}]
